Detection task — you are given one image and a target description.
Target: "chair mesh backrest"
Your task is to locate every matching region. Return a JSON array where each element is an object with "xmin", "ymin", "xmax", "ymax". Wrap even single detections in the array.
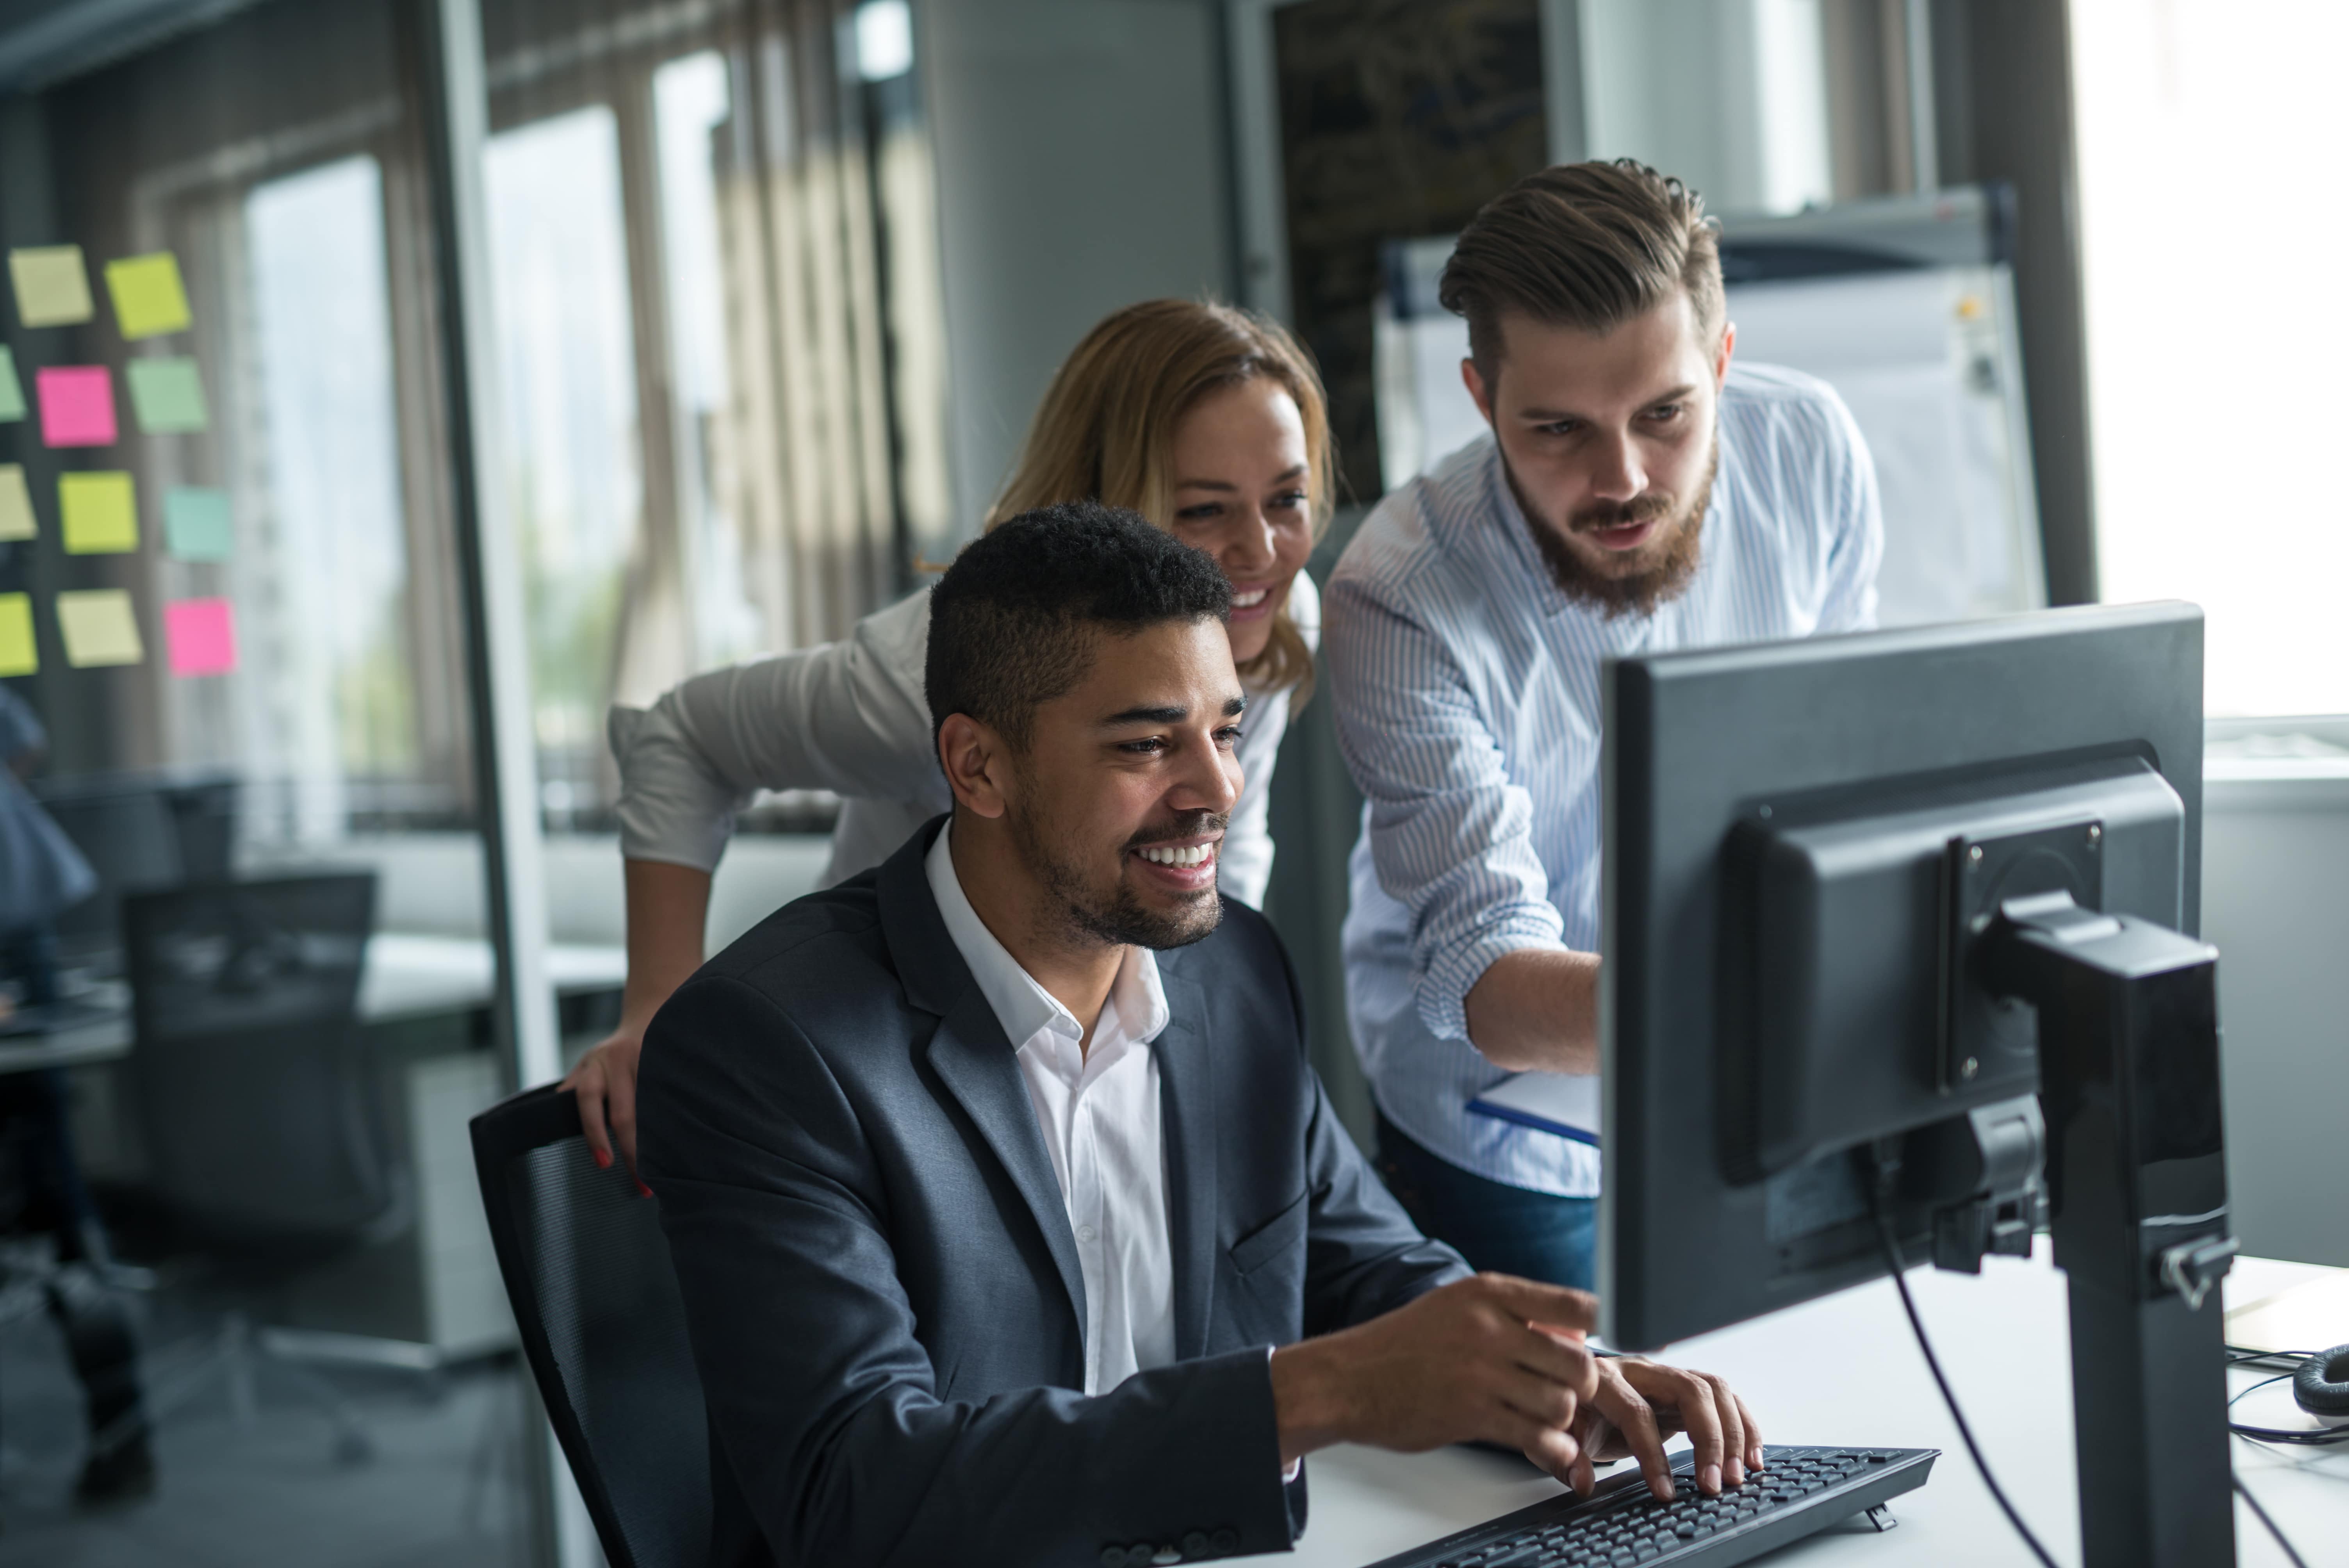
[
  {"xmin": 479, "ymin": 1092, "xmax": 710, "ymax": 1568},
  {"xmin": 124, "ymin": 873, "xmax": 392, "ymax": 1243}
]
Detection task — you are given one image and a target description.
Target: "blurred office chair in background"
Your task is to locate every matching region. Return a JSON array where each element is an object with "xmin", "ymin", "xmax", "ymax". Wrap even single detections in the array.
[
  {"xmin": 37, "ymin": 772, "xmax": 241, "ymax": 975},
  {"xmin": 122, "ymin": 871, "xmax": 400, "ymax": 1465},
  {"xmin": 472, "ymin": 1085, "xmax": 709, "ymax": 1568}
]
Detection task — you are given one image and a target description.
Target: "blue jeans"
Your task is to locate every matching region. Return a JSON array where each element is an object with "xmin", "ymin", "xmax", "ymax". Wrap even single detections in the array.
[{"xmin": 1375, "ymin": 1112, "xmax": 1597, "ymax": 1290}]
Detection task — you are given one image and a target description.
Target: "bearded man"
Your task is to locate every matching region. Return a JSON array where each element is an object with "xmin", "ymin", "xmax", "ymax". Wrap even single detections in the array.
[{"xmin": 1326, "ymin": 160, "xmax": 1884, "ymax": 1291}]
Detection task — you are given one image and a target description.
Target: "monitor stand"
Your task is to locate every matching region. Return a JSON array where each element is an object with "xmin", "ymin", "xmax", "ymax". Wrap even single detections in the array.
[{"xmin": 1984, "ymin": 891, "xmax": 2240, "ymax": 1568}]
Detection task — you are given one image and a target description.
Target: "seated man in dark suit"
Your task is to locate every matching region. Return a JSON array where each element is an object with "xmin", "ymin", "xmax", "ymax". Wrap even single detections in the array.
[{"xmin": 639, "ymin": 503, "xmax": 1760, "ymax": 1568}]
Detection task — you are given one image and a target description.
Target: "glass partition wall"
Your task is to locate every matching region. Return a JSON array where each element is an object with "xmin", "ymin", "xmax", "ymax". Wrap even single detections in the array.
[{"xmin": 0, "ymin": 0, "xmax": 948, "ymax": 1561}]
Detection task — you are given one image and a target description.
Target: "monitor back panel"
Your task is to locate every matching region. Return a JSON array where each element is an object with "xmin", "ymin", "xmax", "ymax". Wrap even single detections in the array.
[{"xmin": 1599, "ymin": 602, "xmax": 2202, "ymax": 1348}]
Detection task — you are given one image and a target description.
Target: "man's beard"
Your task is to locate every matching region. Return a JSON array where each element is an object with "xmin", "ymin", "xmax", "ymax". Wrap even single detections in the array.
[
  {"xmin": 1522, "ymin": 442, "xmax": 1716, "ymax": 619},
  {"xmin": 1009, "ymin": 796, "xmax": 1226, "ymax": 952}
]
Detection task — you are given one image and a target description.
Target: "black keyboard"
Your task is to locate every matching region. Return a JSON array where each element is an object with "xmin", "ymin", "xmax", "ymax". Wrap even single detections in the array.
[{"xmin": 1365, "ymin": 1445, "xmax": 1938, "ymax": 1568}]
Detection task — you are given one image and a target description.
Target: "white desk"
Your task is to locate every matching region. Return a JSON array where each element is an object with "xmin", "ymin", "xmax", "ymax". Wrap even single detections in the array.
[
  {"xmin": 0, "ymin": 934, "xmax": 628, "ymax": 1075},
  {"xmin": 1250, "ymin": 1248, "xmax": 2348, "ymax": 1567}
]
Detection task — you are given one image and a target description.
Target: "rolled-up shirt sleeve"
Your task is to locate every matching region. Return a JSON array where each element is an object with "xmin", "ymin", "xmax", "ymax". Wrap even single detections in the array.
[
  {"xmin": 612, "ymin": 590, "xmax": 938, "ymax": 872},
  {"xmin": 1324, "ymin": 577, "xmax": 1567, "ymax": 1046}
]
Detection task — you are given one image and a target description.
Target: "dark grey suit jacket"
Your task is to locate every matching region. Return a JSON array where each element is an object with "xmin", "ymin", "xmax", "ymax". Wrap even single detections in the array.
[{"xmin": 637, "ymin": 818, "xmax": 1469, "ymax": 1568}]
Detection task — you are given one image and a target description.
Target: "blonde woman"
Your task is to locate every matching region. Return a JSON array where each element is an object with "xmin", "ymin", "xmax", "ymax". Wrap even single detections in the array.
[{"xmin": 566, "ymin": 300, "xmax": 1333, "ymax": 1171}]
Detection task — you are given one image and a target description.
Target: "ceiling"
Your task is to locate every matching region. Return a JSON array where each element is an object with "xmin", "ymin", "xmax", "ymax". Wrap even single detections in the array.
[{"xmin": 0, "ymin": 0, "xmax": 271, "ymax": 94}]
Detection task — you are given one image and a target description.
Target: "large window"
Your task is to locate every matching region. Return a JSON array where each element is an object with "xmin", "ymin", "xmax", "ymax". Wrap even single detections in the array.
[
  {"xmin": 485, "ymin": 105, "xmax": 645, "ymax": 820},
  {"xmin": 13, "ymin": 0, "xmax": 953, "ymax": 843},
  {"xmin": 2071, "ymin": 0, "xmax": 2349, "ymax": 718},
  {"xmin": 480, "ymin": 2, "xmax": 953, "ymax": 829},
  {"xmin": 244, "ymin": 156, "xmax": 416, "ymax": 837}
]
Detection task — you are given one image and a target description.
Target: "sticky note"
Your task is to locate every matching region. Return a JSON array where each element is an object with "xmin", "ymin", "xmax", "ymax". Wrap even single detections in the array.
[
  {"xmin": 0, "ymin": 466, "xmax": 32, "ymax": 542},
  {"xmin": 165, "ymin": 486, "xmax": 232, "ymax": 561},
  {"xmin": 37, "ymin": 366, "xmax": 115, "ymax": 447},
  {"xmin": 9, "ymin": 245, "xmax": 93, "ymax": 327},
  {"xmin": 164, "ymin": 597, "xmax": 237, "ymax": 677},
  {"xmin": 0, "ymin": 347, "xmax": 22, "ymax": 422},
  {"xmin": 0, "ymin": 462, "xmax": 33, "ymax": 542},
  {"xmin": 127, "ymin": 357, "xmax": 207, "ymax": 433},
  {"xmin": 60, "ymin": 471, "xmax": 137, "ymax": 554},
  {"xmin": 105, "ymin": 252, "xmax": 192, "ymax": 339},
  {"xmin": 55, "ymin": 589, "xmax": 141, "ymax": 668},
  {"xmin": 0, "ymin": 595, "xmax": 33, "ymax": 677}
]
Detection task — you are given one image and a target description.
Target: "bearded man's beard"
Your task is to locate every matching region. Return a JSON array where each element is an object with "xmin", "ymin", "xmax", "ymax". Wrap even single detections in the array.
[
  {"xmin": 1526, "ymin": 442, "xmax": 1716, "ymax": 619},
  {"xmin": 1008, "ymin": 786, "xmax": 1226, "ymax": 951}
]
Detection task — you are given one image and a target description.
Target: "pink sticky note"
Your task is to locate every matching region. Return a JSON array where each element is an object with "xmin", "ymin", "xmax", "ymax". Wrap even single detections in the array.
[
  {"xmin": 164, "ymin": 597, "xmax": 238, "ymax": 677},
  {"xmin": 36, "ymin": 365, "xmax": 116, "ymax": 447}
]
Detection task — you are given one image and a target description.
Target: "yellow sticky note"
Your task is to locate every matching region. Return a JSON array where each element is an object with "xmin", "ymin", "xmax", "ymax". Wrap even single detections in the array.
[
  {"xmin": 9, "ymin": 245, "xmax": 93, "ymax": 328},
  {"xmin": 0, "ymin": 465, "xmax": 33, "ymax": 542},
  {"xmin": 0, "ymin": 594, "xmax": 34, "ymax": 677},
  {"xmin": 60, "ymin": 471, "xmax": 137, "ymax": 554},
  {"xmin": 105, "ymin": 252, "xmax": 192, "ymax": 339},
  {"xmin": 55, "ymin": 589, "xmax": 142, "ymax": 668}
]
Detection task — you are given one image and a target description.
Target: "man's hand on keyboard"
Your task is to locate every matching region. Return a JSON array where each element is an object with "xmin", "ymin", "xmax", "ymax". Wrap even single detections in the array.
[
  {"xmin": 1270, "ymin": 1272, "xmax": 1605, "ymax": 1482},
  {"xmin": 1565, "ymin": 1355, "xmax": 1762, "ymax": 1502}
]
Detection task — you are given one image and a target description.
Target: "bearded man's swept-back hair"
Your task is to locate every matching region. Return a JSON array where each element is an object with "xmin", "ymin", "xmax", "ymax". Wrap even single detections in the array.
[
  {"xmin": 925, "ymin": 501, "xmax": 1232, "ymax": 754},
  {"xmin": 1440, "ymin": 159, "xmax": 1725, "ymax": 381}
]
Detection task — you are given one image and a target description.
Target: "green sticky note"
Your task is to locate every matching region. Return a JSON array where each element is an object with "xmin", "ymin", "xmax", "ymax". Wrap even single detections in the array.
[
  {"xmin": 165, "ymin": 486, "xmax": 232, "ymax": 561},
  {"xmin": 127, "ymin": 357, "xmax": 208, "ymax": 433},
  {"xmin": 0, "ymin": 347, "xmax": 23, "ymax": 422},
  {"xmin": 0, "ymin": 465, "xmax": 33, "ymax": 542},
  {"xmin": 55, "ymin": 589, "xmax": 142, "ymax": 668},
  {"xmin": 0, "ymin": 594, "xmax": 33, "ymax": 676},
  {"xmin": 105, "ymin": 251, "xmax": 192, "ymax": 339},
  {"xmin": 60, "ymin": 471, "xmax": 137, "ymax": 554},
  {"xmin": 9, "ymin": 245, "xmax": 93, "ymax": 328}
]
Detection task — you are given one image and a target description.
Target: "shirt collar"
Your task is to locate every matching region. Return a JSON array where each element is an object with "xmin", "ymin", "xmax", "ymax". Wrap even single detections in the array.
[{"xmin": 925, "ymin": 819, "xmax": 1168, "ymax": 1051}]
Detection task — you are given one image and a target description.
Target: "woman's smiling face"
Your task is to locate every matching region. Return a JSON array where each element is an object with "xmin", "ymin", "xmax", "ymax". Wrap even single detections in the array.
[{"xmin": 1162, "ymin": 376, "xmax": 1315, "ymax": 667}]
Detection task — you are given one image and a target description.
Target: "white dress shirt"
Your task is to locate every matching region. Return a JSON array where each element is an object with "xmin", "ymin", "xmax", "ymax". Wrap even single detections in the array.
[
  {"xmin": 608, "ymin": 574, "xmax": 1319, "ymax": 905},
  {"xmin": 924, "ymin": 822, "xmax": 1176, "ymax": 1395}
]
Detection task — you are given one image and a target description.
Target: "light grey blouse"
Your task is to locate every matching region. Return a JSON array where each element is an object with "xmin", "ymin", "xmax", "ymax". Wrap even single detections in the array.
[{"xmin": 608, "ymin": 574, "xmax": 1319, "ymax": 909}]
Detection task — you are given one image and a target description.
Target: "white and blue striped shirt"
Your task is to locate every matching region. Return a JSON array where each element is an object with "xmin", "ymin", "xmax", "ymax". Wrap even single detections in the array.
[{"xmin": 1326, "ymin": 361, "xmax": 1883, "ymax": 1197}]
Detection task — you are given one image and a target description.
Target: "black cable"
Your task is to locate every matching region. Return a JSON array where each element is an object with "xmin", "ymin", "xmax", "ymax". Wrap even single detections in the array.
[
  {"xmin": 2223, "ymin": 1352, "xmax": 2349, "ymax": 1446},
  {"xmin": 2232, "ymin": 1473, "xmax": 2310, "ymax": 1568},
  {"xmin": 1866, "ymin": 1153, "xmax": 2060, "ymax": 1568}
]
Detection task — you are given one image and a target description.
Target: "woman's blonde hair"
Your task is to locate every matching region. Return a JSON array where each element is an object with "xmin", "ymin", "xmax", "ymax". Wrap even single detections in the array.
[{"xmin": 984, "ymin": 299, "xmax": 1334, "ymax": 698}]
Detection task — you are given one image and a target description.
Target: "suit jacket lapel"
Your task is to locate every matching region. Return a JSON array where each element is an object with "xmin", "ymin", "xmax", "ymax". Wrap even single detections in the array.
[
  {"xmin": 1153, "ymin": 969, "xmax": 1219, "ymax": 1361},
  {"xmin": 924, "ymin": 987, "xmax": 1089, "ymax": 1332},
  {"xmin": 881, "ymin": 819, "xmax": 1087, "ymax": 1338}
]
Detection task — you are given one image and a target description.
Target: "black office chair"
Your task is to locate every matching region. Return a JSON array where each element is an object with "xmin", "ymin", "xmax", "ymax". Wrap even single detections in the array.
[
  {"xmin": 471, "ymin": 1084, "xmax": 711, "ymax": 1568},
  {"xmin": 123, "ymin": 871, "xmax": 400, "ymax": 1463}
]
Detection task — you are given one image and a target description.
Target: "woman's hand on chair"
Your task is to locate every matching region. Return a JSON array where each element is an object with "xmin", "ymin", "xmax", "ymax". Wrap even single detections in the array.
[{"xmin": 563, "ymin": 1028, "xmax": 647, "ymax": 1181}]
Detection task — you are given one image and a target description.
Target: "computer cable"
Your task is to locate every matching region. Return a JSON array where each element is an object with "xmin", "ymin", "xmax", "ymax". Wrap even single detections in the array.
[
  {"xmin": 1867, "ymin": 1146, "xmax": 2060, "ymax": 1568},
  {"xmin": 2231, "ymin": 1474, "xmax": 2310, "ymax": 1568}
]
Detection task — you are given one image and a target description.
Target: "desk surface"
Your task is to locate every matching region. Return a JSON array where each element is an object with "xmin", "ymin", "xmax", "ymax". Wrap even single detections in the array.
[
  {"xmin": 0, "ymin": 934, "xmax": 628, "ymax": 1075},
  {"xmin": 1250, "ymin": 1249, "xmax": 2347, "ymax": 1567}
]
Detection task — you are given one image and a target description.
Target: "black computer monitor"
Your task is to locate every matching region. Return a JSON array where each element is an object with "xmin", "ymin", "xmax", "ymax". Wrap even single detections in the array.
[{"xmin": 1600, "ymin": 601, "xmax": 2237, "ymax": 1568}]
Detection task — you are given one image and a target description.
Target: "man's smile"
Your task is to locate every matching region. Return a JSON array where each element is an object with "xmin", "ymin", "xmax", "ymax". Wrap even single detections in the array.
[{"xmin": 1128, "ymin": 834, "xmax": 1221, "ymax": 891}]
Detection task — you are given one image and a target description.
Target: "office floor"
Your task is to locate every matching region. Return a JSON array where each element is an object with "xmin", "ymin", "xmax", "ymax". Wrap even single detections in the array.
[{"xmin": 0, "ymin": 1286, "xmax": 531, "ymax": 1568}]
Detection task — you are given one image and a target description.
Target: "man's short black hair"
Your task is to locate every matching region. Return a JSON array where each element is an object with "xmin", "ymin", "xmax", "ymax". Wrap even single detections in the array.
[{"xmin": 926, "ymin": 502, "xmax": 1232, "ymax": 752}]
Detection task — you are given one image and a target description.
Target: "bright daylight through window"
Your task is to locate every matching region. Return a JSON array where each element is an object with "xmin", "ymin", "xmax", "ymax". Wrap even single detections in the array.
[{"xmin": 2072, "ymin": 0, "xmax": 2349, "ymax": 719}]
